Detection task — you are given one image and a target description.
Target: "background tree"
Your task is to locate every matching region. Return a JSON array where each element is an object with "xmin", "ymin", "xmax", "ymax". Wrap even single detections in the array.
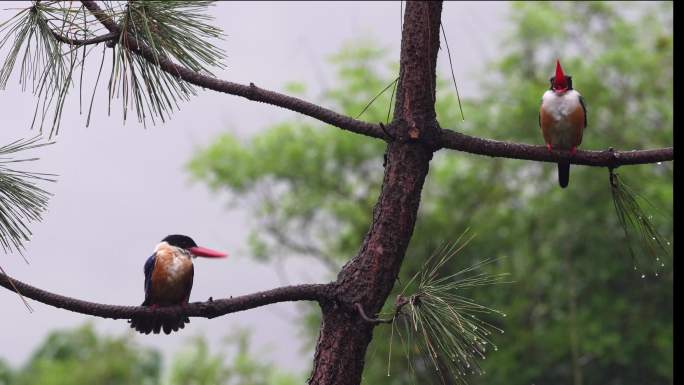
[
  {"xmin": 169, "ymin": 331, "xmax": 302, "ymax": 385},
  {"xmin": 0, "ymin": 2, "xmax": 672, "ymax": 385},
  {"xmin": 4, "ymin": 324, "xmax": 161, "ymax": 385},
  {"xmin": 0, "ymin": 324, "xmax": 300, "ymax": 385}
]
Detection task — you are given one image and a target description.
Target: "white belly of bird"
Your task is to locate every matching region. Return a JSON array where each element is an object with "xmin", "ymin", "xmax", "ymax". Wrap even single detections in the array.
[
  {"xmin": 542, "ymin": 90, "xmax": 582, "ymax": 149},
  {"xmin": 166, "ymin": 255, "xmax": 188, "ymax": 283}
]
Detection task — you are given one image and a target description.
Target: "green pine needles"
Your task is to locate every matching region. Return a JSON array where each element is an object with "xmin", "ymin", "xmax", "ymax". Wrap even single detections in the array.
[
  {"xmin": 0, "ymin": 1, "xmax": 226, "ymax": 135},
  {"xmin": 0, "ymin": 136, "xmax": 54, "ymax": 255},
  {"xmin": 387, "ymin": 232, "xmax": 510, "ymax": 385},
  {"xmin": 609, "ymin": 169, "xmax": 672, "ymax": 278},
  {"xmin": 112, "ymin": 0, "xmax": 225, "ymax": 125},
  {"xmin": 0, "ymin": 1, "xmax": 80, "ymax": 136}
]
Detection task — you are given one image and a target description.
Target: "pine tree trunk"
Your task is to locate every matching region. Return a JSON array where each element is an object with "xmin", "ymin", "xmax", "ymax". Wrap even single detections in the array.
[{"xmin": 308, "ymin": 3, "xmax": 443, "ymax": 384}]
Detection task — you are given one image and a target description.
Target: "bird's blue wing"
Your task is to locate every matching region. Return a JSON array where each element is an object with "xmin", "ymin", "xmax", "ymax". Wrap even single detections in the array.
[
  {"xmin": 579, "ymin": 94, "xmax": 587, "ymax": 128},
  {"xmin": 142, "ymin": 254, "xmax": 156, "ymax": 305},
  {"xmin": 183, "ymin": 264, "xmax": 194, "ymax": 303}
]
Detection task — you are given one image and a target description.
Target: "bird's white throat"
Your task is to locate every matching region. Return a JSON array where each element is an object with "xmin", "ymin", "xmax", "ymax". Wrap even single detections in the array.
[{"xmin": 542, "ymin": 89, "xmax": 582, "ymax": 121}]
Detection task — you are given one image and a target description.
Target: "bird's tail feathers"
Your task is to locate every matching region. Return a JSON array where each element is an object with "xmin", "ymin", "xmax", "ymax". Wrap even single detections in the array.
[
  {"xmin": 129, "ymin": 311, "xmax": 190, "ymax": 335},
  {"xmin": 558, "ymin": 160, "xmax": 570, "ymax": 188}
]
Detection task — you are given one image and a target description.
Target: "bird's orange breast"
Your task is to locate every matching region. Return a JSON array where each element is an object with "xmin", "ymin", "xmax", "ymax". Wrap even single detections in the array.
[
  {"xmin": 540, "ymin": 97, "xmax": 585, "ymax": 150},
  {"xmin": 149, "ymin": 244, "xmax": 194, "ymax": 305}
]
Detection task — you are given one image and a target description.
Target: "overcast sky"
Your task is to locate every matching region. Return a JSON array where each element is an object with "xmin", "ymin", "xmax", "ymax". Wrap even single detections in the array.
[{"xmin": 0, "ymin": 1, "xmax": 507, "ymax": 372}]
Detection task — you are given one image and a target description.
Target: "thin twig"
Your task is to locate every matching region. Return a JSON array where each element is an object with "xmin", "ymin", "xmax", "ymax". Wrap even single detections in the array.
[{"xmin": 51, "ymin": 30, "xmax": 119, "ymax": 46}]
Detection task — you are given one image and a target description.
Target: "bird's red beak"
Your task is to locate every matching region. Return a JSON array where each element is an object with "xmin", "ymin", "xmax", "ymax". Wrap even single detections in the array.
[
  {"xmin": 189, "ymin": 246, "xmax": 228, "ymax": 258},
  {"xmin": 554, "ymin": 59, "xmax": 568, "ymax": 91}
]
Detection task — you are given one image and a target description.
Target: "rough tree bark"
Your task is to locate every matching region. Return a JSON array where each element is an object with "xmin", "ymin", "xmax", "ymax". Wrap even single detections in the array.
[{"xmin": 308, "ymin": 3, "xmax": 443, "ymax": 384}]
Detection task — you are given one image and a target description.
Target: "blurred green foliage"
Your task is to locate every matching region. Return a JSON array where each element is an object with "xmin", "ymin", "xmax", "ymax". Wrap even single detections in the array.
[
  {"xmin": 4, "ymin": 324, "xmax": 161, "ymax": 385},
  {"xmin": 189, "ymin": 2, "xmax": 672, "ymax": 385},
  {"xmin": 169, "ymin": 330, "xmax": 302, "ymax": 385},
  {"xmin": 0, "ymin": 325, "xmax": 301, "ymax": 385}
]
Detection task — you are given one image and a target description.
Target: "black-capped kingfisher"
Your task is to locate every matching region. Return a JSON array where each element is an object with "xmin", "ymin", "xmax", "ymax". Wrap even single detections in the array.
[
  {"xmin": 129, "ymin": 234, "xmax": 227, "ymax": 334},
  {"xmin": 539, "ymin": 59, "xmax": 587, "ymax": 188}
]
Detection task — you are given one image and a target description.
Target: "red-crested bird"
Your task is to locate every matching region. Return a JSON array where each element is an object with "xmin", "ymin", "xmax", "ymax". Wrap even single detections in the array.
[
  {"xmin": 539, "ymin": 59, "xmax": 587, "ymax": 188},
  {"xmin": 129, "ymin": 234, "xmax": 227, "ymax": 334}
]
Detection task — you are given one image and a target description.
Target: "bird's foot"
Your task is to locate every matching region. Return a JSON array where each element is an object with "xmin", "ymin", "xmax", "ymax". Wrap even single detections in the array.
[
  {"xmin": 570, "ymin": 146, "xmax": 577, "ymax": 156},
  {"xmin": 546, "ymin": 143, "xmax": 553, "ymax": 152},
  {"xmin": 149, "ymin": 304, "xmax": 159, "ymax": 310}
]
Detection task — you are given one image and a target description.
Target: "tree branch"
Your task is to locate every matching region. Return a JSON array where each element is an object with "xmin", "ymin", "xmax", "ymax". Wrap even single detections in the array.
[
  {"xmin": 50, "ymin": 31, "xmax": 119, "ymax": 46},
  {"xmin": 78, "ymin": 0, "xmax": 387, "ymax": 141},
  {"xmin": 0, "ymin": 272, "xmax": 333, "ymax": 320},
  {"xmin": 439, "ymin": 129, "xmax": 674, "ymax": 167}
]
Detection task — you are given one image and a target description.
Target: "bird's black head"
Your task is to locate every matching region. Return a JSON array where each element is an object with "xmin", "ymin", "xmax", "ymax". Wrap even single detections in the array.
[
  {"xmin": 549, "ymin": 75, "xmax": 573, "ymax": 91},
  {"xmin": 161, "ymin": 234, "xmax": 198, "ymax": 250},
  {"xmin": 160, "ymin": 234, "xmax": 227, "ymax": 258}
]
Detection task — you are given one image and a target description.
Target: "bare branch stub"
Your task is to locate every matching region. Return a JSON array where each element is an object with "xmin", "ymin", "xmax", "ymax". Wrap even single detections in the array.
[
  {"xmin": 354, "ymin": 295, "xmax": 411, "ymax": 324},
  {"xmin": 354, "ymin": 302, "xmax": 393, "ymax": 324},
  {"xmin": 0, "ymin": 272, "xmax": 334, "ymax": 320}
]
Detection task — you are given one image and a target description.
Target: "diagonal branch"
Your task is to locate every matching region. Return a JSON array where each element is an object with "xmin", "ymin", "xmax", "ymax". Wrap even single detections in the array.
[
  {"xmin": 0, "ymin": 272, "xmax": 333, "ymax": 320},
  {"xmin": 79, "ymin": 0, "xmax": 386, "ymax": 141},
  {"xmin": 439, "ymin": 129, "xmax": 674, "ymax": 167}
]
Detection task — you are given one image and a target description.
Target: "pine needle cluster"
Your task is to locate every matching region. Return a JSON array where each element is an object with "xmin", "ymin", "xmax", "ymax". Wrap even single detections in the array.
[
  {"xmin": 0, "ymin": 136, "xmax": 54, "ymax": 254},
  {"xmin": 0, "ymin": 1, "xmax": 226, "ymax": 134},
  {"xmin": 609, "ymin": 169, "xmax": 671, "ymax": 278},
  {"xmin": 388, "ymin": 232, "xmax": 510, "ymax": 385}
]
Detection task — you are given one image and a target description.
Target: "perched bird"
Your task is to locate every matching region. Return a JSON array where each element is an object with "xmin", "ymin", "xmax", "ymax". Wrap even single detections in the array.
[
  {"xmin": 129, "ymin": 234, "xmax": 227, "ymax": 334},
  {"xmin": 539, "ymin": 59, "xmax": 587, "ymax": 188}
]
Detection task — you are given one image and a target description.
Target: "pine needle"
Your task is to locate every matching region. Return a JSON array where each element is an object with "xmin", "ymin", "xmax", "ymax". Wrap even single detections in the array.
[
  {"xmin": 0, "ymin": 265, "xmax": 34, "ymax": 312},
  {"xmin": 0, "ymin": 135, "xmax": 54, "ymax": 313},
  {"xmin": 0, "ymin": 1, "xmax": 225, "ymax": 132},
  {"xmin": 355, "ymin": 76, "xmax": 399, "ymax": 120},
  {"xmin": 440, "ymin": 22, "xmax": 465, "ymax": 122},
  {"xmin": 108, "ymin": 0, "xmax": 225, "ymax": 126},
  {"xmin": 0, "ymin": 1, "xmax": 97, "ymax": 137},
  {"xmin": 390, "ymin": 230, "xmax": 510, "ymax": 384},
  {"xmin": 0, "ymin": 136, "xmax": 55, "ymax": 254},
  {"xmin": 609, "ymin": 169, "xmax": 671, "ymax": 278}
]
